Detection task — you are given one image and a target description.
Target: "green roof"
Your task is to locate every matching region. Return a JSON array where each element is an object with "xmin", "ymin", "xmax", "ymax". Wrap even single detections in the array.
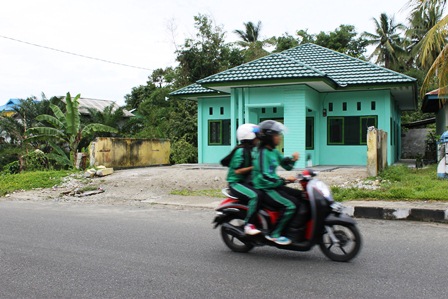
[
  {"xmin": 196, "ymin": 53, "xmax": 324, "ymax": 84},
  {"xmin": 169, "ymin": 83, "xmax": 225, "ymax": 97},
  {"xmin": 197, "ymin": 43, "xmax": 415, "ymax": 87}
]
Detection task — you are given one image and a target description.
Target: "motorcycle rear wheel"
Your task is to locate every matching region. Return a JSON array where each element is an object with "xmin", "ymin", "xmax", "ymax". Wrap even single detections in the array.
[
  {"xmin": 220, "ymin": 216, "xmax": 254, "ymax": 253},
  {"xmin": 319, "ymin": 224, "xmax": 361, "ymax": 262}
]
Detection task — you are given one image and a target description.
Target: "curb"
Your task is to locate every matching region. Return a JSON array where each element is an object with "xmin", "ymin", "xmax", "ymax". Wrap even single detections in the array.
[{"xmin": 345, "ymin": 206, "xmax": 448, "ymax": 223}]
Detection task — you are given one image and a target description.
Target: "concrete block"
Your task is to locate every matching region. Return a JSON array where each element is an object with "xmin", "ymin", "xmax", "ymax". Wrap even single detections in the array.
[
  {"xmin": 408, "ymin": 209, "xmax": 446, "ymax": 222},
  {"xmin": 84, "ymin": 169, "xmax": 96, "ymax": 178},
  {"xmin": 96, "ymin": 168, "xmax": 114, "ymax": 177},
  {"xmin": 354, "ymin": 207, "xmax": 384, "ymax": 219}
]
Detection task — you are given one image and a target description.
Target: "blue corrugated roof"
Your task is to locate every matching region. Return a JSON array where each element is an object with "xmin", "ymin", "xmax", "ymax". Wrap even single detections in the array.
[{"xmin": 0, "ymin": 98, "xmax": 21, "ymax": 112}]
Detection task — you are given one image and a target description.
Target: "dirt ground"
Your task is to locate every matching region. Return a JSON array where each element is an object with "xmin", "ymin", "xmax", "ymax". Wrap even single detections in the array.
[{"xmin": 3, "ymin": 165, "xmax": 368, "ymax": 205}]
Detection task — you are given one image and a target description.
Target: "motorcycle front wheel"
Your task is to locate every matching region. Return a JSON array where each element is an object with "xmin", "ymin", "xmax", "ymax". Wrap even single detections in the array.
[
  {"xmin": 319, "ymin": 224, "xmax": 361, "ymax": 262},
  {"xmin": 220, "ymin": 215, "xmax": 254, "ymax": 253}
]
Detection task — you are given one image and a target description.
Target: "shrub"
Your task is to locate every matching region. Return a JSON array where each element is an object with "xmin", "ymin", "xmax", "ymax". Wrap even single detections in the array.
[
  {"xmin": 0, "ymin": 144, "xmax": 22, "ymax": 167},
  {"xmin": 170, "ymin": 137, "xmax": 198, "ymax": 164},
  {"xmin": 23, "ymin": 150, "xmax": 49, "ymax": 171},
  {"xmin": 2, "ymin": 161, "xmax": 20, "ymax": 174}
]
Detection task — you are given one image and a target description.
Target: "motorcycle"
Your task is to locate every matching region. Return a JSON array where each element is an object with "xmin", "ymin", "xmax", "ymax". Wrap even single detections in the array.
[{"xmin": 213, "ymin": 169, "xmax": 362, "ymax": 262}]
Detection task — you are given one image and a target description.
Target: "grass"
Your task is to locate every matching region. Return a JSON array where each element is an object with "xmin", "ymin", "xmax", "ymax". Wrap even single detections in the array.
[
  {"xmin": 170, "ymin": 189, "xmax": 223, "ymax": 198},
  {"xmin": 0, "ymin": 170, "xmax": 73, "ymax": 197},
  {"xmin": 333, "ymin": 164, "xmax": 448, "ymax": 201},
  {"xmin": 172, "ymin": 165, "xmax": 448, "ymax": 202}
]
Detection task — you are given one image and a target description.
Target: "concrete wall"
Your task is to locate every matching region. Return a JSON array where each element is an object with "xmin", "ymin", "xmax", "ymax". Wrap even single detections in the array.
[
  {"xmin": 401, "ymin": 128, "xmax": 430, "ymax": 159},
  {"xmin": 90, "ymin": 137, "xmax": 170, "ymax": 168},
  {"xmin": 319, "ymin": 89, "xmax": 394, "ymax": 165}
]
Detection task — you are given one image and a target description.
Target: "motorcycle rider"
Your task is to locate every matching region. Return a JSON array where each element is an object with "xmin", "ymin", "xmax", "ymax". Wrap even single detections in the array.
[
  {"xmin": 221, "ymin": 123, "xmax": 262, "ymax": 235},
  {"xmin": 252, "ymin": 120, "xmax": 300, "ymax": 245}
]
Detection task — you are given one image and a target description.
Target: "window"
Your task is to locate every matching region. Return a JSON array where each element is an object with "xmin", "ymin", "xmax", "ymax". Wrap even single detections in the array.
[
  {"xmin": 306, "ymin": 117, "xmax": 314, "ymax": 150},
  {"xmin": 329, "ymin": 103, "xmax": 333, "ymax": 112},
  {"xmin": 360, "ymin": 116, "xmax": 377, "ymax": 144},
  {"xmin": 371, "ymin": 101, "xmax": 376, "ymax": 110},
  {"xmin": 220, "ymin": 107, "xmax": 224, "ymax": 115},
  {"xmin": 208, "ymin": 120, "xmax": 231, "ymax": 145},
  {"xmin": 342, "ymin": 102, "xmax": 347, "ymax": 111},
  {"xmin": 328, "ymin": 116, "xmax": 377, "ymax": 145},
  {"xmin": 357, "ymin": 102, "xmax": 361, "ymax": 111},
  {"xmin": 273, "ymin": 107, "xmax": 277, "ymax": 113},
  {"xmin": 328, "ymin": 117, "xmax": 344, "ymax": 144},
  {"xmin": 209, "ymin": 107, "xmax": 213, "ymax": 115},
  {"xmin": 261, "ymin": 108, "xmax": 266, "ymax": 114}
]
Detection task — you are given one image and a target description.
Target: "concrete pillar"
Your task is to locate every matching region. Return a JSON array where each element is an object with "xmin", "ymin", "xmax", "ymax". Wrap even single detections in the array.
[{"xmin": 367, "ymin": 128, "xmax": 378, "ymax": 177}]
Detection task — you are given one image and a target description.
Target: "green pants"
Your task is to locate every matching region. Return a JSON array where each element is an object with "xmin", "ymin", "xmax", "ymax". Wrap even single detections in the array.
[
  {"xmin": 229, "ymin": 183, "xmax": 260, "ymax": 225},
  {"xmin": 263, "ymin": 188, "xmax": 298, "ymax": 238}
]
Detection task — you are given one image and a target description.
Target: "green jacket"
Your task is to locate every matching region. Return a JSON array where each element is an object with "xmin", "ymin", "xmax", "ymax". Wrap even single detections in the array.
[
  {"xmin": 253, "ymin": 147, "xmax": 296, "ymax": 189},
  {"xmin": 226, "ymin": 147, "xmax": 253, "ymax": 184}
]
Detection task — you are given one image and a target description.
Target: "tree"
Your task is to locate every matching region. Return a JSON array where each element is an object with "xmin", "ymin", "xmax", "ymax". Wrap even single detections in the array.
[
  {"xmin": 314, "ymin": 25, "xmax": 368, "ymax": 59},
  {"xmin": 27, "ymin": 92, "xmax": 117, "ymax": 167},
  {"xmin": 176, "ymin": 14, "xmax": 244, "ymax": 85},
  {"xmin": 84, "ymin": 104, "xmax": 126, "ymax": 135},
  {"xmin": 273, "ymin": 33, "xmax": 299, "ymax": 52},
  {"xmin": 273, "ymin": 26, "xmax": 367, "ymax": 57},
  {"xmin": 363, "ymin": 13, "xmax": 406, "ymax": 69},
  {"xmin": 234, "ymin": 21, "xmax": 272, "ymax": 62},
  {"xmin": 0, "ymin": 95, "xmax": 59, "ymax": 147},
  {"xmin": 407, "ymin": 0, "xmax": 445, "ymax": 62},
  {"xmin": 407, "ymin": 0, "xmax": 448, "ymax": 95},
  {"xmin": 234, "ymin": 21, "xmax": 262, "ymax": 45}
]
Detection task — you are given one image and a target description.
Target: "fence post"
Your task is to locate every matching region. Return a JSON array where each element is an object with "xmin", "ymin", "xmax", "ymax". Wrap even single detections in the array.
[{"xmin": 367, "ymin": 127, "xmax": 378, "ymax": 177}]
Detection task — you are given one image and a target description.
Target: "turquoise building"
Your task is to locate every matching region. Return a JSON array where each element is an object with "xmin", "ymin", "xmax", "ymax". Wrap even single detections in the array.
[{"xmin": 170, "ymin": 44, "xmax": 417, "ymax": 168}]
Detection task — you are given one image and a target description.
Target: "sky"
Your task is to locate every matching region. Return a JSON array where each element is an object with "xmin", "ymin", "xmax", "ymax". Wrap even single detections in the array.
[{"xmin": 0, "ymin": 0, "xmax": 413, "ymax": 106}]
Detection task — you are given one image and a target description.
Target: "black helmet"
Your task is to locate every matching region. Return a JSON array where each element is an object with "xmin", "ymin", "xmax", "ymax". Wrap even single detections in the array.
[{"xmin": 258, "ymin": 120, "xmax": 286, "ymax": 147}]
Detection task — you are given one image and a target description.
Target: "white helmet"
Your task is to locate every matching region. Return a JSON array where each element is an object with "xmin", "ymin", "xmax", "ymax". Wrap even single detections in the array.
[{"xmin": 237, "ymin": 123, "xmax": 259, "ymax": 142}]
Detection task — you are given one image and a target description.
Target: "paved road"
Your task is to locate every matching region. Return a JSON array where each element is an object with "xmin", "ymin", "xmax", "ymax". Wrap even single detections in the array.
[{"xmin": 0, "ymin": 201, "xmax": 447, "ymax": 299}]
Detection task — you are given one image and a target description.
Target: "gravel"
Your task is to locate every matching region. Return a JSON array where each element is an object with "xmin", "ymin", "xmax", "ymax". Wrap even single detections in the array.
[{"xmin": 2, "ymin": 165, "xmax": 369, "ymax": 205}]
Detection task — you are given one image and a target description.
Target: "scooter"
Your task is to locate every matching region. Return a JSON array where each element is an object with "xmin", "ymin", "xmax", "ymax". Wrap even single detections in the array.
[{"xmin": 213, "ymin": 169, "xmax": 362, "ymax": 262}]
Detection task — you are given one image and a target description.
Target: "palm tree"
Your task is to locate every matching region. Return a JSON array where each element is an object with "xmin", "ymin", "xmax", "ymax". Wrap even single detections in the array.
[
  {"xmin": 407, "ymin": 0, "xmax": 448, "ymax": 95},
  {"xmin": 363, "ymin": 13, "xmax": 406, "ymax": 69},
  {"xmin": 407, "ymin": 0, "xmax": 446, "ymax": 67},
  {"xmin": 234, "ymin": 21, "xmax": 262, "ymax": 46},
  {"xmin": 234, "ymin": 21, "xmax": 270, "ymax": 62},
  {"xmin": 27, "ymin": 93, "xmax": 117, "ymax": 167}
]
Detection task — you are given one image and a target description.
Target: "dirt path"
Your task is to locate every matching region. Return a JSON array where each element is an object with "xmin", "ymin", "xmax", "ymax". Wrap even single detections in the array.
[{"xmin": 3, "ymin": 165, "xmax": 368, "ymax": 205}]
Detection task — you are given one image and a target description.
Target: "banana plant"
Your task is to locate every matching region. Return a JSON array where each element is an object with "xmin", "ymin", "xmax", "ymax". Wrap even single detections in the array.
[{"xmin": 27, "ymin": 92, "xmax": 118, "ymax": 167}]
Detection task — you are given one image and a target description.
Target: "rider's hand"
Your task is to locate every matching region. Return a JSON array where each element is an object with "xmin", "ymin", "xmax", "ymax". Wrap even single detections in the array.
[
  {"xmin": 286, "ymin": 176, "xmax": 297, "ymax": 183},
  {"xmin": 292, "ymin": 152, "xmax": 299, "ymax": 162}
]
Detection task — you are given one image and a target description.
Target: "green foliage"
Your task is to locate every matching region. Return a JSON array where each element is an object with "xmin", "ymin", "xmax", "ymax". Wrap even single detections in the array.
[
  {"xmin": 170, "ymin": 136, "xmax": 198, "ymax": 164},
  {"xmin": 0, "ymin": 143, "xmax": 22, "ymax": 167},
  {"xmin": 363, "ymin": 13, "xmax": 406, "ymax": 69},
  {"xmin": 0, "ymin": 170, "xmax": 71, "ymax": 196},
  {"xmin": 28, "ymin": 92, "xmax": 117, "ymax": 167},
  {"xmin": 176, "ymin": 14, "xmax": 244, "ymax": 85},
  {"xmin": 332, "ymin": 164, "xmax": 448, "ymax": 201},
  {"xmin": 273, "ymin": 33, "xmax": 299, "ymax": 52},
  {"xmin": 23, "ymin": 150, "xmax": 49, "ymax": 171},
  {"xmin": 273, "ymin": 26, "xmax": 368, "ymax": 58},
  {"xmin": 2, "ymin": 161, "xmax": 20, "ymax": 174},
  {"xmin": 314, "ymin": 25, "xmax": 368, "ymax": 59}
]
